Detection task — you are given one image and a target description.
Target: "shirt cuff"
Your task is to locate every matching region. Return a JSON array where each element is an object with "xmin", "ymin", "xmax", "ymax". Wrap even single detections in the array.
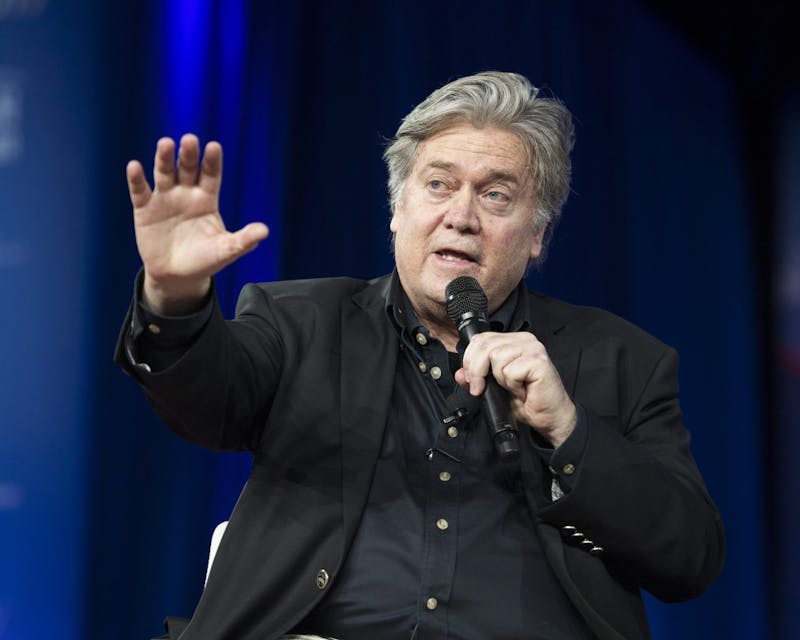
[
  {"xmin": 125, "ymin": 269, "xmax": 214, "ymax": 372},
  {"xmin": 529, "ymin": 403, "xmax": 588, "ymax": 497}
]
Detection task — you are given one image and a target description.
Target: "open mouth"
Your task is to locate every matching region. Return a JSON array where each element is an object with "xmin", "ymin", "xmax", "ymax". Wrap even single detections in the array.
[{"xmin": 435, "ymin": 250, "xmax": 477, "ymax": 264}]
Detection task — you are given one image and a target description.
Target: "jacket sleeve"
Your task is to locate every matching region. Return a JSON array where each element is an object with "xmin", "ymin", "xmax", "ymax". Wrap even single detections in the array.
[
  {"xmin": 537, "ymin": 345, "xmax": 725, "ymax": 602},
  {"xmin": 114, "ymin": 282, "xmax": 286, "ymax": 452}
]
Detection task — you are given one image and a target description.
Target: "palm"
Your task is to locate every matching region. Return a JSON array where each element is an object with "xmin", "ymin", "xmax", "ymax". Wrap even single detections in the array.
[
  {"xmin": 134, "ymin": 183, "xmax": 227, "ymax": 280},
  {"xmin": 126, "ymin": 135, "xmax": 268, "ymax": 312}
]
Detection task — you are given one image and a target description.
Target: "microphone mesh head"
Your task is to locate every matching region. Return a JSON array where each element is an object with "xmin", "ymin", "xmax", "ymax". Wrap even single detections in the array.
[{"xmin": 445, "ymin": 276, "xmax": 488, "ymax": 323}]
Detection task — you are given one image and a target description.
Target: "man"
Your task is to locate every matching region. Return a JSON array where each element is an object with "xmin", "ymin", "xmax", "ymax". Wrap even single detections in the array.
[{"xmin": 116, "ymin": 72, "xmax": 725, "ymax": 639}]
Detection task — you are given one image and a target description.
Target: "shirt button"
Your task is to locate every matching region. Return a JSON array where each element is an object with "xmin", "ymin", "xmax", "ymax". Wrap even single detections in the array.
[
  {"xmin": 426, "ymin": 597, "xmax": 438, "ymax": 610},
  {"xmin": 436, "ymin": 518, "xmax": 449, "ymax": 531},
  {"xmin": 430, "ymin": 366, "xmax": 442, "ymax": 380},
  {"xmin": 562, "ymin": 463, "xmax": 576, "ymax": 475},
  {"xmin": 439, "ymin": 471, "xmax": 451, "ymax": 482},
  {"xmin": 148, "ymin": 323, "xmax": 161, "ymax": 335},
  {"xmin": 447, "ymin": 426, "xmax": 458, "ymax": 438},
  {"xmin": 418, "ymin": 361, "xmax": 428, "ymax": 374},
  {"xmin": 415, "ymin": 332, "xmax": 428, "ymax": 346}
]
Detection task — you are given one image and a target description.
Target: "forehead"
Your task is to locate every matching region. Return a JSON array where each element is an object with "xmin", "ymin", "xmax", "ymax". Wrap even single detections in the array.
[{"xmin": 412, "ymin": 124, "xmax": 530, "ymax": 179}]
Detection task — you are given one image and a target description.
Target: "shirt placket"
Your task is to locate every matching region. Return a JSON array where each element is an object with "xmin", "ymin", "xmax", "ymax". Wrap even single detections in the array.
[{"xmin": 406, "ymin": 329, "xmax": 469, "ymax": 640}]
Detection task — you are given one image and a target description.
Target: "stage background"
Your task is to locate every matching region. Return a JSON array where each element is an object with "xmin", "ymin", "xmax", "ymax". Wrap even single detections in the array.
[{"xmin": 0, "ymin": 1, "xmax": 796, "ymax": 638}]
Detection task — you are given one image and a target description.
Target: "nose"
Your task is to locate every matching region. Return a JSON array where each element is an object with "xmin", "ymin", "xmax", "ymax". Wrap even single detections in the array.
[{"xmin": 442, "ymin": 189, "xmax": 480, "ymax": 233}]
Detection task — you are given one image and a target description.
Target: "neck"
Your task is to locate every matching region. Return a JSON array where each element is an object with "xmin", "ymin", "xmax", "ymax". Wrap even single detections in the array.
[{"xmin": 416, "ymin": 308, "xmax": 461, "ymax": 352}]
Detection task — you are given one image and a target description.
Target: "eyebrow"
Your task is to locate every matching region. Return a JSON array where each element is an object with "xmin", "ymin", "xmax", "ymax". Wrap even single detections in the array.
[{"xmin": 422, "ymin": 160, "xmax": 521, "ymax": 185}]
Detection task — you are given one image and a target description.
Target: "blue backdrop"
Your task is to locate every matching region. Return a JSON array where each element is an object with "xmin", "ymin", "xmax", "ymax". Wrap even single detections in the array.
[{"xmin": 0, "ymin": 1, "xmax": 794, "ymax": 638}]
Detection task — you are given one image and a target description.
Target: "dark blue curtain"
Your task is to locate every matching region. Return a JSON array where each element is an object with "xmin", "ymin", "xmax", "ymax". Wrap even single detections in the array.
[
  {"xmin": 1, "ymin": 1, "xmax": 794, "ymax": 638},
  {"xmin": 775, "ymin": 91, "xmax": 800, "ymax": 640},
  {"xmin": 0, "ymin": 3, "xmax": 100, "ymax": 638}
]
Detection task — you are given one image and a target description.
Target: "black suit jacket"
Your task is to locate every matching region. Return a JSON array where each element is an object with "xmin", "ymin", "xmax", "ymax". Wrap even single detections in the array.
[{"xmin": 116, "ymin": 274, "xmax": 725, "ymax": 640}]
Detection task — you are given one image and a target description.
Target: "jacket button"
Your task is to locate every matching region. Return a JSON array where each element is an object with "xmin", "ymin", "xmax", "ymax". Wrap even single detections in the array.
[
  {"xmin": 589, "ymin": 545, "xmax": 604, "ymax": 556},
  {"xmin": 316, "ymin": 569, "xmax": 329, "ymax": 589}
]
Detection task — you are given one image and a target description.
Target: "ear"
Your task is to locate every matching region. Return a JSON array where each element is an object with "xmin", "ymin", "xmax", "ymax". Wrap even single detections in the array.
[
  {"xmin": 389, "ymin": 201, "xmax": 402, "ymax": 233},
  {"xmin": 528, "ymin": 227, "xmax": 545, "ymax": 261}
]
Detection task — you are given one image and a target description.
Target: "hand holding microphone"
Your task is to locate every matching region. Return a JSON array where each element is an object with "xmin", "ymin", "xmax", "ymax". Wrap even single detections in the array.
[
  {"xmin": 445, "ymin": 276, "xmax": 577, "ymax": 452},
  {"xmin": 445, "ymin": 276, "xmax": 520, "ymax": 459}
]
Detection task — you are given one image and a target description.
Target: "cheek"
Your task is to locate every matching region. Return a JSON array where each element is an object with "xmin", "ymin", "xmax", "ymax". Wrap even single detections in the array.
[{"xmin": 492, "ymin": 227, "xmax": 537, "ymax": 268}]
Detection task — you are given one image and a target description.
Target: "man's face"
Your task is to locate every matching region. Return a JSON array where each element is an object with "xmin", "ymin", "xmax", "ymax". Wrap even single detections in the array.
[{"xmin": 391, "ymin": 124, "xmax": 543, "ymax": 326}]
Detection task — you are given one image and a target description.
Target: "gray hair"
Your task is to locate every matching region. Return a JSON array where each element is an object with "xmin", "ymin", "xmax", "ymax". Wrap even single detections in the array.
[{"xmin": 383, "ymin": 71, "xmax": 575, "ymax": 260}]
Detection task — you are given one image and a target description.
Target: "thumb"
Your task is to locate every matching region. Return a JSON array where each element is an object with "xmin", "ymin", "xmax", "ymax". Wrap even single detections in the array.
[{"xmin": 218, "ymin": 222, "xmax": 270, "ymax": 265}]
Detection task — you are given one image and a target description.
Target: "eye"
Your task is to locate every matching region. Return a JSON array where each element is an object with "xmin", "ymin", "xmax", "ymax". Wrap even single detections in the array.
[
  {"xmin": 426, "ymin": 178, "xmax": 452, "ymax": 197},
  {"xmin": 486, "ymin": 190, "xmax": 510, "ymax": 202}
]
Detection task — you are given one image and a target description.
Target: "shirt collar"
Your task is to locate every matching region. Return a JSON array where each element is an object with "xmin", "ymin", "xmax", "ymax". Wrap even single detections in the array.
[{"xmin": 385, "ymin": 270, "xmax": 530, "ymax": 339}]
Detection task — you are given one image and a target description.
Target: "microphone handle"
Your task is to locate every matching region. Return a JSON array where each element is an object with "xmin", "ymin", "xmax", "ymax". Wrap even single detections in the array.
[
  {"xmin": 483, "ymin": 376, "xmax": 520, "ymax": 460},
  {"xmin": 458, "ymin": 317, "xmax": 520, "ymax": 460}
]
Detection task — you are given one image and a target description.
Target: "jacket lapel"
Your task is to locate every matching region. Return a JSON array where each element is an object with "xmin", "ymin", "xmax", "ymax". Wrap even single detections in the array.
[
  {"xmin": 526, "ymin": 291, "xmax": 581, "ymax": 397},
  {"xmin": 339, "ymin": 276, "xmax": 399, "ymax": 542}
]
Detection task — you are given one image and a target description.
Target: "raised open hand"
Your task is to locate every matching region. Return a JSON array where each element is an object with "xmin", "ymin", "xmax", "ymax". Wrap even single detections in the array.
[{"xmin": 126, "ymin": 133, "xmax": 269, "ymax": 314}]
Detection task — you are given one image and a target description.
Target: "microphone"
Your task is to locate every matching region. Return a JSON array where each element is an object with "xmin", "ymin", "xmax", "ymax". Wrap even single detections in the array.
[{"xmin": 445, "ymin": 276, "xmax": 519, "ymax": 460}]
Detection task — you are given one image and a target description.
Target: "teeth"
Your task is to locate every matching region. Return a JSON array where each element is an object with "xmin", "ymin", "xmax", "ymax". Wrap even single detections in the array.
[{"xmin": 439, "ymin": 251, "xmax": 471, "ymax": 262}]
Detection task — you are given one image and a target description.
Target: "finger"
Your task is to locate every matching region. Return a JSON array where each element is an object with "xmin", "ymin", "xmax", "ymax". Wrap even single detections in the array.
[
  {"xmin": 490, "ymin": 339, "xmax": 546, "ymax": 388},
  {"xmin": 461, "ymin": 333, "xmax": 493, "ymax": 376},
  {"xmin": 215, "ymin": 222, "xmax": 270, "ymax": 267},
  {"xmin": 463, "ymin": 333, "xmax": 540, "ymax": 395},
  {"xmin": 153, "ymin": 137, "xmax": 177, "ymax": 191},
  {"xmin": 235, "ymin": 221, "xmax": 270, "ymax": 247},
  {"xmin": 494, "ymin": 357, "xmax": 535, "ymax": 401},
  {"xmin": 199, "ymin": 141, "xmax": 223, "ymax": 195},
  {"xmin": 481, "ymin": 344, "xmax": 528, "ymax": 401},
  {"xmin": 126, "ymin": 160, "xmax": 152, "ymax": 209},
  {"xmin": 461, "ymin": 334, "xmax": 494, "ymax": 395},
  {"xmin": 177, "ymin": 133, "xmax": 201, "ymax": 185},
  {"xmin": 469, "ymin": 375, "xmax": 487, "ymax": 396},
  {"xmin": 455, "ymin": 364, "xmax": 486, "ymax": 396}
]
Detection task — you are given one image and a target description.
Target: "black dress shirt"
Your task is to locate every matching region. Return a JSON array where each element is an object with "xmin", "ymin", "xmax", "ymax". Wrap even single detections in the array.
[{"xmin": 291, "ymin": 276, "xmax": 592, "ymax": 639}]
